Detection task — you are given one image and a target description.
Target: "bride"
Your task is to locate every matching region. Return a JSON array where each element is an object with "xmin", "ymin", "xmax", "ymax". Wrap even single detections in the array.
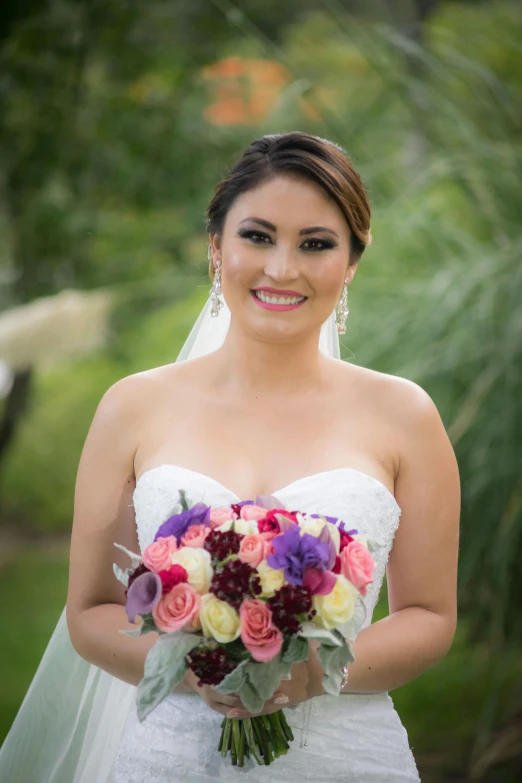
[{"xmin": 0, "ymin": 131, "xmax": 460, "ymax": 781}]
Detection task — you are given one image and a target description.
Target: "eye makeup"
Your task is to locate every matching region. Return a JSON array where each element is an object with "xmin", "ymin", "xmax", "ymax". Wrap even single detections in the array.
[{"xmin": 237, "ymin": 228, "xmax": 337, "ymax": 252}]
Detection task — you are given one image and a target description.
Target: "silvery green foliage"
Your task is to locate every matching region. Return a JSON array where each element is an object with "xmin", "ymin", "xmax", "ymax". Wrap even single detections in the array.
[
  {"xmin": 366, "ymin": 536, "xmax": 385, "ymax": 553},
  {"xmin": 119, "ymin": 614, "xmax": 157, "ymax": 637},
  {"xmin": 282, "ymin": 635, "xmax": 310, "ymax": 664},
  {"xmin": 245, "ymin": 655, "xmax": 284, "ymax": 701},
  {"xmin": 298, "ymin": 622, "xmax": 342, "ymax": 646},
  {"xmin": 239, "ymin": 680, "xmax": 265, "ymax": 714},
  {"xmin": 113, "ymin": 542, "xmax": 142, "ymax": 570},
  {"xmin": 113, "ymin": 563, "xmax": 133, "ymax": 587},
  {"xmin": 136, "ymin": 633, "xmax": 200, "ymax": 722},
  {"xmin": 213, "ymin": 659, "xmax": 249, "ymax": 694},
  {"xmin": 317, "ymin": 633, "xmax": 355, "ymax": 696},
  {"xmin": 336, "ymin": 600, "xmax": 367, "ymax": 642}
]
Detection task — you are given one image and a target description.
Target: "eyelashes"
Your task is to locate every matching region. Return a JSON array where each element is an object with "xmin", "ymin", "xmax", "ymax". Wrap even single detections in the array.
[{"xmin": 236, "ymin": 228, "xmax": 337, "ymax": 252}]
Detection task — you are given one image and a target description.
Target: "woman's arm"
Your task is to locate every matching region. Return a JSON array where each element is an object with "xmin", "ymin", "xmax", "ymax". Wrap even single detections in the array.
[
  {"xmin": 308, "ymin": 379, "xmax": 460, "ymax": 696},
  {"xmin": 66, "ymin": 372, "xmax": 161, "ymax": 686}
]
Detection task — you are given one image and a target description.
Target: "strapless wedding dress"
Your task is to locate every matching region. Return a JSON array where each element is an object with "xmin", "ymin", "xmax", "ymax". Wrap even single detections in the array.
[{"xmin": 109, "ymin": 464, "xmax": 421, "ymax": 782}]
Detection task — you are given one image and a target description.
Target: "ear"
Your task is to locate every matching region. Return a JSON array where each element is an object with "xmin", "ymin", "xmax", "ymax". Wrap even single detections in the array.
[
  {"xmin": 345, "ymin": 260, "xmax": 358, "ymax": 284},
  {"xmin": 209, "ymin": 233, "xmax": 222, "ymax": 263}
]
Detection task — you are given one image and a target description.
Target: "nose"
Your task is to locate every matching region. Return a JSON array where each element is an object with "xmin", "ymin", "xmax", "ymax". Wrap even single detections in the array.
[{"xmin": 262, "ymin": 243, "xmax": 300, "ymax": 282}]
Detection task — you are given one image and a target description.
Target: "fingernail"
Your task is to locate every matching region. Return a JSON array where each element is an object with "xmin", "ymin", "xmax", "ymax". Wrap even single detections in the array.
[
  {"xmin": 228, "ymin": 709, "xmax": 241, "ymax": 718},
  {"xmin": 274, "ymin": 694, "xmax": 289, "ymax": 704},
  {"xmin": 280, "ymin": 674, "xmax": 292, "ymax": 681}
]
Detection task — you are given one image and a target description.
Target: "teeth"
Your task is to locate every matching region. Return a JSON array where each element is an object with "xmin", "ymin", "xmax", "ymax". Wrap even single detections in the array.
[{"xmin": 255, "ymin": 291, "xmax": 305, "ymax": 305}]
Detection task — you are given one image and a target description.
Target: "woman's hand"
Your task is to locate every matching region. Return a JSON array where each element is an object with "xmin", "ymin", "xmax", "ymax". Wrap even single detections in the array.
[{"xmin": 222, "ymin": 661, "xmax": 312, "ymax": 720}]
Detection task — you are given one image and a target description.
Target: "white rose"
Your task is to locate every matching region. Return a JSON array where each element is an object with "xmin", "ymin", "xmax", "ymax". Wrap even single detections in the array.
[
  {"xmin": 215, "ymin": 519, "xmax": 234, "ymax": 533},
  {"xmin": 256, "ymin": 561, "xmax": 285, "ymax": 598},
  {"xmin": 171, "ymin": 547, "xmax": 212, "ymax": 595},
  {"xmin": 233, "ymin": 517, "xmax": 259, "ymax": 536},
  {"xmin": 312, "ymin": 574, "xmax": 359, "ymax": 630},
  {"xmin": 200, "ymin": 593, "xmax": 241, "ymax": 643}
]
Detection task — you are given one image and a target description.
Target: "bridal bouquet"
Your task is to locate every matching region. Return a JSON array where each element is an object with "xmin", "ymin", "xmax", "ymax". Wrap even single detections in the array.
[{"xmin": 113, "ymin": 490, "xmax": 381, "ymax": 767}]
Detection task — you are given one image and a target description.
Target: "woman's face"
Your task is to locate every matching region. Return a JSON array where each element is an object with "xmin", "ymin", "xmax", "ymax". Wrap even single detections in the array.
[{"xmin": 210, "ymin": 174, "xmax": 357, "ymax": 345}]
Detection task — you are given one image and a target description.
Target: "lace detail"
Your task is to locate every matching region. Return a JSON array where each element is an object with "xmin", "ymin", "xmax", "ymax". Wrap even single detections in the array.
[{"xmin": 110, "ymin": 466, "xmax": 420, "ymax": 782}]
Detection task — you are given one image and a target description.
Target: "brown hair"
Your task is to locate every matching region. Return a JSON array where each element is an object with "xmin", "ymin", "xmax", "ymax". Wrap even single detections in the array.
[{"xmin": 206, "ymin": 131, "xmax": 372, "ymax": 280}]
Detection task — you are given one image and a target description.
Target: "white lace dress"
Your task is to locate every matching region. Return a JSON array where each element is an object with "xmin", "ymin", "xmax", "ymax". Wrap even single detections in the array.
[{"xmin": 110, "ymin": 465, "xmax": 421, "ymax": 782}]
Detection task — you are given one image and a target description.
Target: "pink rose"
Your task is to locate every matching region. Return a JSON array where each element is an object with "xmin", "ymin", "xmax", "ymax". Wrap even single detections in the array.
[
  {"xmin": 238, "ymin": 534, "xmax": 270, "ymax": 568},
  {"xmin": 339, "ymin": 541, "xmax": 375, "ymax": 596},
  {"xmin": 240, "ymin": 599, "xmax": 283, "ymax": 662},
  {"xmin": 143, "ymin": 535, "xmax": 178, "ymax": 572},
  {"xmin": 152, "ymin": 581, "xmax": 201, "ymax": 633},
  {"xmin": 240, "ymin": 505, "xmax": 269, "ymax": 522},
  {"xmin": 181, "ymin": 524, "xmax": 211, "ymax": 548},
  {"xmin": 209, "ymin": 507, "xmax": 238, "ymax": 530}
]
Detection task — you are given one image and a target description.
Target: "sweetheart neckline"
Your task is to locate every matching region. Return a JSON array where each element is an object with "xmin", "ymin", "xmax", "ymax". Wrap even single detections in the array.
[{"xmin": 134, "ymin": 464, "xmax": 401, "ymax": 513}]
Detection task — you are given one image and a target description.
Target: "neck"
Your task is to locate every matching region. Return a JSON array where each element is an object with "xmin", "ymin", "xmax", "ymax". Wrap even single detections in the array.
[{"xmin": 210, "ymin": 318, "xmax": 331, "ymax": 396}]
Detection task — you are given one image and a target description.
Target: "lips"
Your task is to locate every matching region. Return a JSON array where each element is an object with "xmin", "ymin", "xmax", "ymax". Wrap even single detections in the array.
[{"xmin": 250, "ymin": 290, "xmax": 307, "ymax": 312}]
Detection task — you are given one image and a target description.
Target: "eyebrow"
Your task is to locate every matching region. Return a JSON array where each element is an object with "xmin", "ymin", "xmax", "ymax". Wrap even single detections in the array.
[{"xmin": 239, "ymin": 217, "xmax": 339, "ymax": 239}]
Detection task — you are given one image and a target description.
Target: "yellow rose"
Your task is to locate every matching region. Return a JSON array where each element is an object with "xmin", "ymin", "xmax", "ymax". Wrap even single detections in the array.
[
  {"xmin": 256, "ymin": 561, "xmax": 285, "ymax": 598},
  {"xmin": 312, "ymin": 574, "xmax": 359, "ymax": 630},
  {"xmin": 200, "ymin": 593, "xmax": 241, "ymax": 643},
  {"xmin": 299, "ymin": 516, "xmax": 340, "ymax": 554},
  {"xmin": 171, "ymin": 547, "xmax": 212, "ymax": 595},
  {"xmin": 233, "ymin": 517, "xmax": 259, "ymax": 535}
]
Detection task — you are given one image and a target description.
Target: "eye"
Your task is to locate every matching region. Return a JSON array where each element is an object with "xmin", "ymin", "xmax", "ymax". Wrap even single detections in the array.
[
  {"xmin": 237, "ymin": 229, "xmax": 272, "ymax": 244},
  {"xmin": 301, "ymin": 238, "xmax": 337, "ymax": 252}
]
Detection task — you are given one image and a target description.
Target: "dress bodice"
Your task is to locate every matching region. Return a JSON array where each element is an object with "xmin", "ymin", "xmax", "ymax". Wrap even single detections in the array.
[
  {"xmin": 111, "ymin": 466, "xmax": 421, "ymax": 782},
  {"xmin": 132, "ymin": 465, "xmax": 402, "ymax": 630}
]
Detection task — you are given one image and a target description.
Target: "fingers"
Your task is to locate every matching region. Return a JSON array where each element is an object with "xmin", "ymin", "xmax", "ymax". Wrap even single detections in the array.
[{"xmin": 226, "ymin": 691, "xmax": 290, "ymax": 719}]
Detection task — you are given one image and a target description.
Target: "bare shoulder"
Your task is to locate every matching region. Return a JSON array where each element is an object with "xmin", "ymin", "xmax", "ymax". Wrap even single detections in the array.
[{"xmin": 336, "ymin": 359, "xmax": 445, "ymax": 444}]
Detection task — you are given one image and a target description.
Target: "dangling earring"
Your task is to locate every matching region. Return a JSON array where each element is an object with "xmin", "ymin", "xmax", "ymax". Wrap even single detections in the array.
[
  {"xmin": 208, "ymin": 244, "xmax": 224, "ymax": 317},
  {"xmin": 336, "ymin": 278, "xmax": 350, "ymax": 335}
]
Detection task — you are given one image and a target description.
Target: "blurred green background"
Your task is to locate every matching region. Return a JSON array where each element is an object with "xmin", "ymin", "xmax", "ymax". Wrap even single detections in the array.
[{"xmin": 1, "ymin": 1, "xmax": 521, "ymax": 780}]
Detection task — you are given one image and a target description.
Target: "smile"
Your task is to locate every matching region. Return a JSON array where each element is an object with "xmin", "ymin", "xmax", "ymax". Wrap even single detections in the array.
[{"xmin": 251, "ymin": 290, "xmax": 307, "ymax": 311}]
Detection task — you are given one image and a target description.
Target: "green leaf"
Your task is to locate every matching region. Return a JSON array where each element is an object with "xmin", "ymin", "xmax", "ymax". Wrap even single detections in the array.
[
  {"xmin": 136, "ymin": 632, "xmax": 201, "ymax": 720},
  {"xmin": 366, "ymin": 536, "xmax": 385, "ymax": 553},
  {"xmin": 113, "ymin": 542, "xmax": 142, "ymax": 569},
  {"xmin": 113, "ymin": 563, "xmax": 132, "ymax": 587},
  {"xmin": 298, "ymin": 621, "xmax": 342, "ymax": 646},
  {"xmin": 317, "ymin": 638, "xmax": 355, "ymax": 696},
  {"xmin": 119, "ymin": 613, "xmax": 157, "ymax": 636},
  {"xmin": 245, "ymin": 654, "xmax": 285, "ymax": 701},
  {"xmin": 213, "ymin": 659, "xmax": 249, "ymax": 694},
  {"xmin": 282, "ymin": 635, "xmax": 310, "ymax": 664},
  {"xmin": 335, "ymin": 600, "xmax": 367, "ymax": 642},
  {"xmin": 240, "ymin": 679, "xmax": 264, "ymax": 714}
]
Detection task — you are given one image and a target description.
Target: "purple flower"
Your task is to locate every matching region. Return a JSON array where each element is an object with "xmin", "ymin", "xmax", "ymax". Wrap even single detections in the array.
[
  {"xmin": 154, "ymin": 503, "xmax": 210, "ymax": 545},
  {"xmin": 317, "ymin": 524, "xmax": 337, "ymax": 570},
  {"xmin": 267, "ymin": 526, "xmax": 331, "ymax": 586},
  {"xmin": 126, "ymin": 571, "xmax": 162, "ymax": 623},
  {"xmin": 310, "ymin": 513, "xmax": 339, "ymax": 525},
  {"xmin": 338, "ymin": 521, "xmax": 358, "ymax": 536}
]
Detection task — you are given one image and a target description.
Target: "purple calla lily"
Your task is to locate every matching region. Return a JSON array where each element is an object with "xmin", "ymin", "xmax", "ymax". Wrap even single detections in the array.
[
  {"xmin": 254, "ymin": 494, "xmax": 286, "ymax": 510},
  {"xmin": 125, "ymin": 571, "xmax": 162, "ymax": 623}
]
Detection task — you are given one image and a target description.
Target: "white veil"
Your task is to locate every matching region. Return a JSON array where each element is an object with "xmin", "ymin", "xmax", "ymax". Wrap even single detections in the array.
[{"xmin": 0, "ymin": 295, "xmax": 340, "ymax": 782}]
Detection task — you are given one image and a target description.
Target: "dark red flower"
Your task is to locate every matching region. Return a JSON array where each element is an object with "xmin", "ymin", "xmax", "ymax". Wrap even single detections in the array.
[
  {"xmin": 188, "ymin": 645, "xmax": 236, "ymax": 687},
  {"xmin": 332, "ymin": 555, "xmax": 342, "ymax": 574},
  {"xmin": 210, "ymin": 558, "xmax": 262, "ymax": 608},
  {"xmin": 339, "ymin": 531, "xmax": 355, "ymax": 552},
  {"xmin": 267, "ymin": 584, "xmax": 313, "ymax": 634},
  {"xmin": 157, "ymin": 564, "xmax": 189, "ymax": 594},
  {"xmin": 204, "ymin": 529, "xmax": 242, "ymax": 561}
]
